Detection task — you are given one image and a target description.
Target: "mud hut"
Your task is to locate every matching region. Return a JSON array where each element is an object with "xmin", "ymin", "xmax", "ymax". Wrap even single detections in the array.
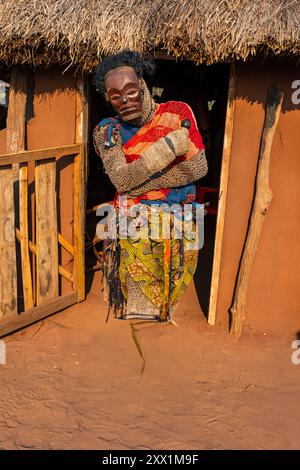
[{"xmin": 0, "ymin": 0, "xmax": 299, "ymax": 338}]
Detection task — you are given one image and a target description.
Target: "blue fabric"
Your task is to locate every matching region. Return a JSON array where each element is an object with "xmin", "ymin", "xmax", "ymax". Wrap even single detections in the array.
[
  {"xmin": 98, "ymin": 117, "xmax": 139, "ymax": 146},
  {"xmin": 140, "ymin": 184, "xmax": 196, "ymax": 206}
]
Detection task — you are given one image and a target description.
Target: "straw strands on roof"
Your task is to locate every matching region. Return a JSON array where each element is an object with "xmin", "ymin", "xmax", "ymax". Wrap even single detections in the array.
[{"xmin": 0, "ymin": 0, "xmax": 299, "ymax": 71}]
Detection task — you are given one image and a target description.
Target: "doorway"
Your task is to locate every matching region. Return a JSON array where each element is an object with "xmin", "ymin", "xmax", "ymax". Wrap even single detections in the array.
[{"xmin": 86, "ymin": 59, "xmax": 230, "ymax": 320}]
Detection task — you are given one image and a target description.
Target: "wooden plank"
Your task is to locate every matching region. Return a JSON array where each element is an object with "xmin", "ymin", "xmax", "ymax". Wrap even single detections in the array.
[
  {"xmin": 0, "ymin": 144, "xmax": 81, "ymax": 167},
  {"xmin": 16, "ymin": 228, "xmax": 36, "ymax": 254},
  {"xmin": 74, "ymin": 78, "xmax": 89, "ymax": 302},
  {"xmin": 35, "ymin": 159, "xmax": 59, "ymax": 304},
  {"xmin": 16, "ymin": 228, "xmax": 73, "ymax": 282},
  {"xmin": 6, "ymin": 66, "xmax": 27, "ymax": 154},
  {"xmin": 230, "ymin": 88, "xmax": 284, "ymax": 337},
  {"xmin": 5, "ymin": 67, "xmax": 35, "ymax": 316},
  {"xmin": 0, "ymin": 292, "xmax": 77, "ymax": 338},
  {"xmin": 1, "ymin": 65, "xmax": 30, "ymax": 320},
  {"xmin": 73, "ymin": 147, "xmax": 85, "ymax": 302},
  {"xmin": 59, "ymin": 266, "xmax": 73, "ymax": 283},
  {"xmin": 58, "ymin": 233, "xmax": 74, "ymax": 256},
  {"xmin": 19, "ymin": 163, "xmax": 33, "ymax": 309},
  {"xmin": 0, "ymin": 167, "xmax": 18, "ymax": 320},
  {"xmin": 208, "ymin": 63, "xmax": 237, "ymax": 326}
]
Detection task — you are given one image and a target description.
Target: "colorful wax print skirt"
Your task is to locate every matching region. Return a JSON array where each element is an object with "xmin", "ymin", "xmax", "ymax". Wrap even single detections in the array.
[{"xmin": 102, "ymin": 205, "xmax": 199, "ymax": 322}]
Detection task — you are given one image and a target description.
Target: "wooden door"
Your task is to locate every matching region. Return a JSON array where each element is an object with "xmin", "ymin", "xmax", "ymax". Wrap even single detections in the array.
[
  {"xmin": 0, "ymin": 67, "xmax": 88, "ymax": 337},
  {"xmin": 0, "ymin": 144, "xmax": 85, "ymax": 337}
]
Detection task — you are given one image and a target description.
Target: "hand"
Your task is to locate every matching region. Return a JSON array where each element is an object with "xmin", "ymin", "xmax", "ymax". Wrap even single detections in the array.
[
  {"xmin": 111, "ymin": 125, "xmax": 122, "ymax": 147},
  {"xmin": 103, "ymin": 124, "xmax": 122, "ymax": 150},
  {"xmin": 164, "ymin": 128, "xmax": 189, "ymax": 156}
]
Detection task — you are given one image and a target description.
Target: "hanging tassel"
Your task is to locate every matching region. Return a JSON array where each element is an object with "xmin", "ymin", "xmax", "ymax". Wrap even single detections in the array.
[{"xmin": 102, "ymin": 238, "xmax": 126, "ymax": 322}]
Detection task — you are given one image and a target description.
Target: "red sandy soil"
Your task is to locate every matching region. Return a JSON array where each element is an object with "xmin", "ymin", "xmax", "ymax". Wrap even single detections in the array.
[{"xmin": 0, "ymin": 273, "xmax": 299, "ymax": 450}]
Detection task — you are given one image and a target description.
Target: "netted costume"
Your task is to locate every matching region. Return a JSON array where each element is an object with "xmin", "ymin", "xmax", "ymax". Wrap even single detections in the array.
[{"xmin": 93, "ymin": 78, "xmax": 208, "ymax": 321}]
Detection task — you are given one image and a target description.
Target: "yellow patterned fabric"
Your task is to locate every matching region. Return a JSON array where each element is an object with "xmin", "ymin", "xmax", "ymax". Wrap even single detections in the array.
[{"xmin": 117, "ymin": 208, "xmax": 199, "ymax": 321}]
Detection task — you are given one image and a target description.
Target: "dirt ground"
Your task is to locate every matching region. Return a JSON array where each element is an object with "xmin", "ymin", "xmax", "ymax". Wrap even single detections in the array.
[{"xmin": 0, "ymin": 272, "xmax": 299, "ymax": 450}]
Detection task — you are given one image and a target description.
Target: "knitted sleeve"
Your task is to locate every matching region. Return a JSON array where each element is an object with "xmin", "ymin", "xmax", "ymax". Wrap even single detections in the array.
[
  {"xmin": 93, "ymin": 124, "xmax": 176, "ymax": 194},
  {"xmin": 128, "ymin": 149, "xmax": 208, "ymax": 197}
]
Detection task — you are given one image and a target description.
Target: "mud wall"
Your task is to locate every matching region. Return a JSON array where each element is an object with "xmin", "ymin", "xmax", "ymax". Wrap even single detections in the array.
[
  {"xmin": 26, "ymin": 68, "xmax": 77, "ymax": 296},
  {"xmin": 216, "ymin": 59, "xmax": 300, "ymax": 335}
]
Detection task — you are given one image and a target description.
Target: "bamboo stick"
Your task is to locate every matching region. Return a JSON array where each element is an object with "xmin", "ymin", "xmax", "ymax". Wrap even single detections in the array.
[
  {"xmin": 86, "ymin": 202, "xmax": 111, "ymax": 214},
  {"xmin": 230, "ymin": 87, "xmax": 284, "ymax": 337},
  {"xmin": 85, "ymin": 265, "xmax": 102, "ymax": 273}
]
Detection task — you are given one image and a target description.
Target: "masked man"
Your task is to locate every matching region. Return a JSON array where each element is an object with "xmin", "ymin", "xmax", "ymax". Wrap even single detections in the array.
[{"xmin": 93, "ymin": 50, "xmax": 208, "ymax": 321}]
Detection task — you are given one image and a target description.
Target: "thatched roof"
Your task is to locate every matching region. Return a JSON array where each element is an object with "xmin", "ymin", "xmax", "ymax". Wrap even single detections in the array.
[{"xmin": 0, "ymin": 0, "xmax": 300, "ymax": 72}]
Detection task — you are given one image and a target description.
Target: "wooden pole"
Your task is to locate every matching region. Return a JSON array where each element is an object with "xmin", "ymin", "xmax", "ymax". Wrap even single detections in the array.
[
  {"xmin": 0, "ymin": 66, "xmax": 28, "ymax": 318},
  {"xmin": 6, "ymin": 66, "xmax": 27, "ymax": 154},
  {"xmin": 0, "ymin": 166, "xmax": 18, "ymax": 319},
  {"xmin": 19, "ymin": 163, "xmax": 33, "ymax": 309},
  {"xmin": 230, "ymin": 87, "xmax": 284, "ymax": 337},
  {"xmin": 6, "ymin": 66, "xmax": 34, "ymax": 310},
  {"xmin": 208, "ymin": 63, "xmax": 237, "ymax": 326},
  {"xmin": 74, "ymin": 78, "xmax": 89, "ymax": 302}
]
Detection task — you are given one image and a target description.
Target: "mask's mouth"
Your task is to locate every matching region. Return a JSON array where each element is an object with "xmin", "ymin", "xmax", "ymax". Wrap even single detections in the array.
[{"xmin": 120, "ymin": 107, "xmax": 139, "ymax": 116}]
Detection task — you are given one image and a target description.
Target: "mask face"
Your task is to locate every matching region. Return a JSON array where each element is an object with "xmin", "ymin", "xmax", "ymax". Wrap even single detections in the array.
[{"xmin": 104, "ymin": 66, "xmax": 143, "ymax": 121}]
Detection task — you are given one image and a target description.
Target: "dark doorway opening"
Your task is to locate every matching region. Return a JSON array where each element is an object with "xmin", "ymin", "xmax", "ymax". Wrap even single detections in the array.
[{"xmin": 86, "ymin": 59, "xmax": 230, "ymax": 317}]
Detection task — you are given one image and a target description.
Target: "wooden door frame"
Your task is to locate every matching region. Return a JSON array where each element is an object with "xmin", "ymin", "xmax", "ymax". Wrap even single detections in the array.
[
  {"xmin": 0, "ymin": 59, "xmax": 235, "ymax": 333},
  {"xmin": 208, "ymin": 63, "xmax": 237, "ymax": 326},
  {"xmin": 74, "ymin": 77, "xmax": 90, "ymax": 302}
]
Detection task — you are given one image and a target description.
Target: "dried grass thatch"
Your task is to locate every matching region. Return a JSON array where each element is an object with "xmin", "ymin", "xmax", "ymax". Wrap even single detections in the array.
[{"xmin": 0, "ymin": 0, "xmax": 300, "ymax": 71}]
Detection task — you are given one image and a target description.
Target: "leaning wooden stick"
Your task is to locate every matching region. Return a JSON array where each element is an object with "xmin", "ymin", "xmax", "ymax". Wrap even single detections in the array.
[{"xmin": 230, "ymin": 87, "xmax": 284, "ymax": 337}]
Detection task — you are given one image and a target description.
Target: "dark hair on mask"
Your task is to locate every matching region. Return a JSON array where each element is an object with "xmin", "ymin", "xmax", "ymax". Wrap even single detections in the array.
[{"xmin": 93, "ymin": 49, "xmax": 155, "ymax": 94}]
